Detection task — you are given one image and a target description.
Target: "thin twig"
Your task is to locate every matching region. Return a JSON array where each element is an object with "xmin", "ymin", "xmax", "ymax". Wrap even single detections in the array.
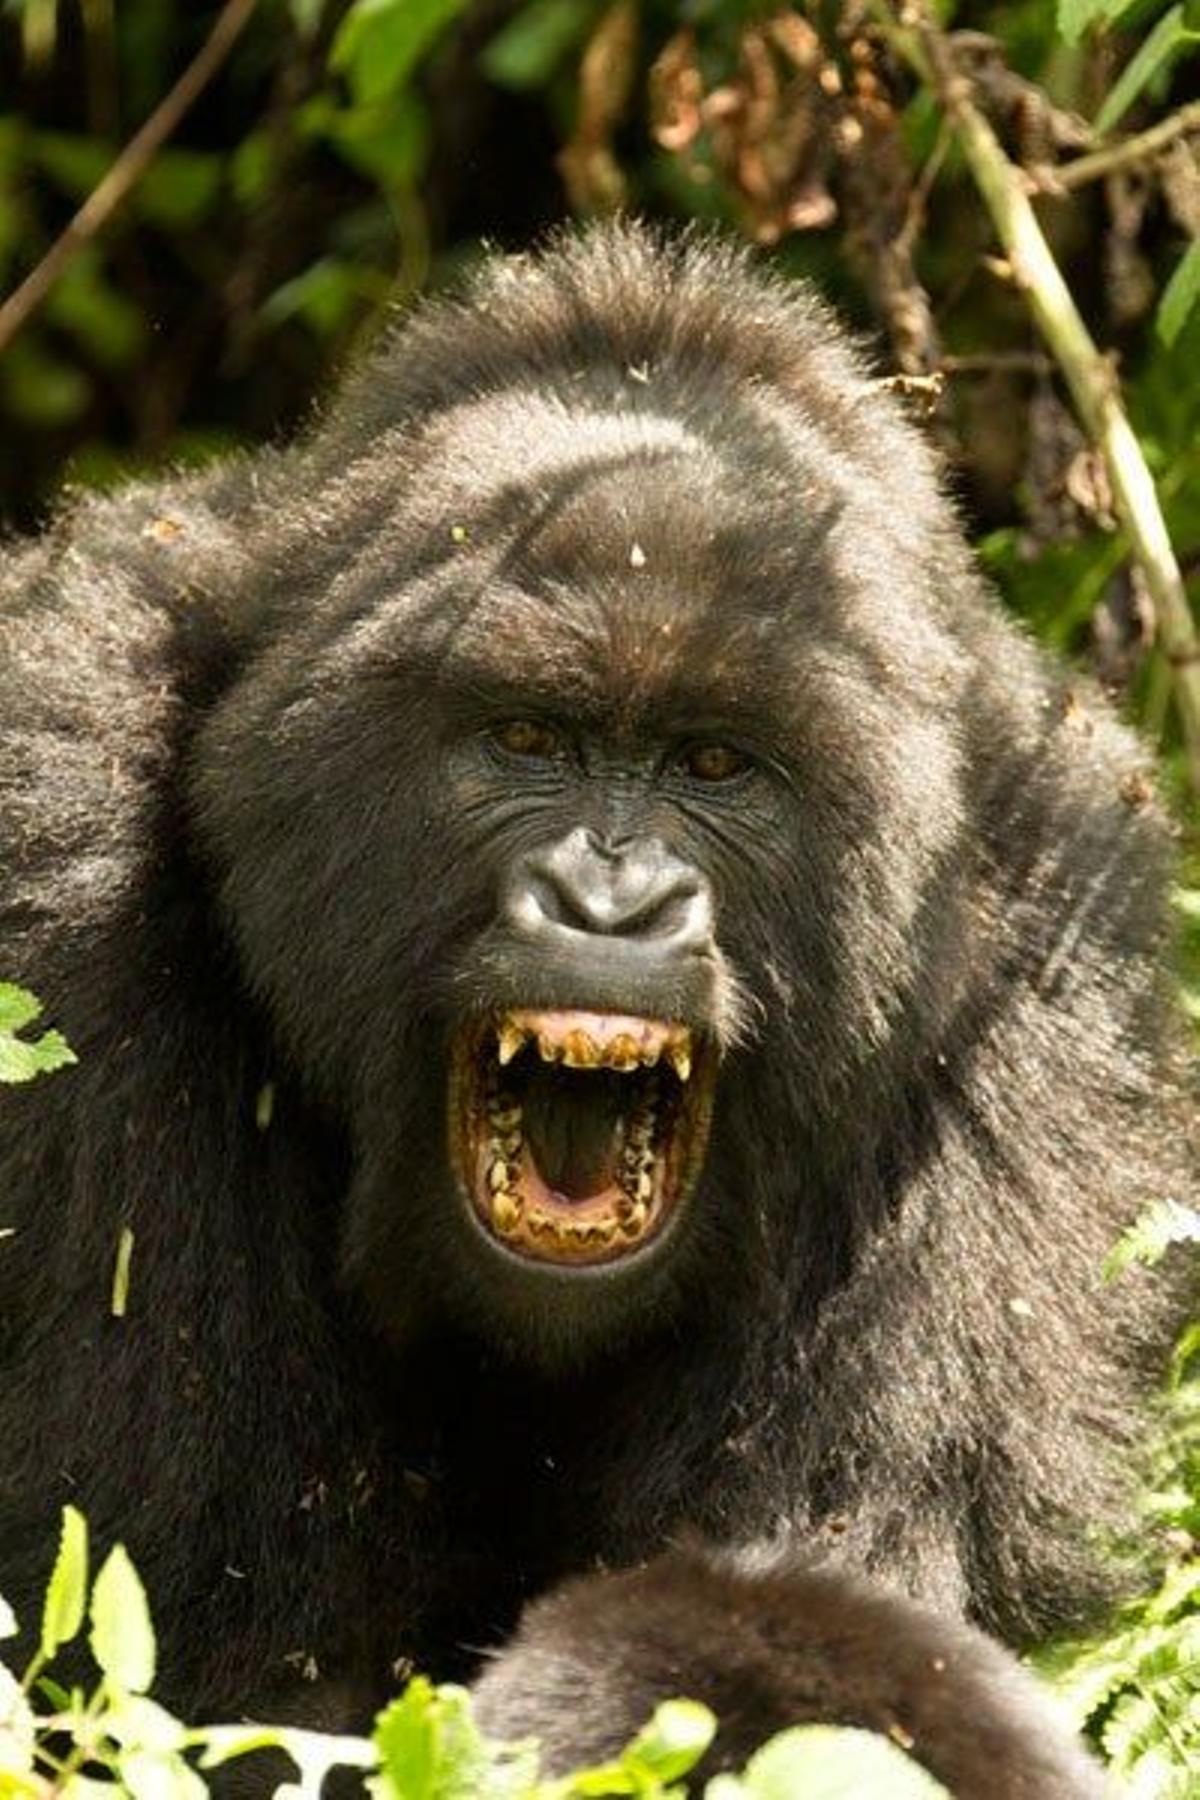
[
  {"xmin": 1037, "ymin": 98, "xmax": 1200, "ymax": 193},
  {"xmin": 874, "ymin": 2, "xmax": 1200, "ymax": 788},
  {"xmin": 0, "ymin": 0, "xmax": 259, "ymax": 356}
]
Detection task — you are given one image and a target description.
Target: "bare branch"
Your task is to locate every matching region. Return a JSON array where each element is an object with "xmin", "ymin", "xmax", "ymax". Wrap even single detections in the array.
[
  {"xmin": 0, "ymin": 0, "xmax": 259, "ymax": 356},
  {"xmin": 1038, "ymin": 99, "xmax": 1200, "ymax": 193}
]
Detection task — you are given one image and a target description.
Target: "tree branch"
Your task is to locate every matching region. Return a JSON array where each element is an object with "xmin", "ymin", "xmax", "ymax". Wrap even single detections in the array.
[
  {"xmin": 876, "ymin": 2, "xmax": 1200, "ymax": 789},
  {"xmin": 0, "ymin": 0, "xmax": 259, "ymax": 357},
  {"xmin": 1040, "ymin": 98, "xmax": 1200, "ymax": 193}
]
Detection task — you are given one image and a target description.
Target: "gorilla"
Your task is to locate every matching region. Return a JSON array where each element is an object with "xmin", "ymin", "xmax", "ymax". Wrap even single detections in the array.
[{"xmin": 0, "ymin": 224, "xmax": 1191, "ymax": 1797}]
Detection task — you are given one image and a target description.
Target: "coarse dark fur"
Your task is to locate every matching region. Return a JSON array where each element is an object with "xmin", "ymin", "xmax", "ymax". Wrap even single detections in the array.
[{"xmin": 0, "ymin": 224, "xmax": 1192, "ymax": 1795}]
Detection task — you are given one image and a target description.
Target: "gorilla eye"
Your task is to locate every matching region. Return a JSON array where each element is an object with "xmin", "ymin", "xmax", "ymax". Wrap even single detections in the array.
[
  {"xmin": 681, "ymin": 742, "xmax": 748, "ymax": 783},
  {"xmin": 491, "ymin": 719, "xmax": 564, "ymax": 761}
]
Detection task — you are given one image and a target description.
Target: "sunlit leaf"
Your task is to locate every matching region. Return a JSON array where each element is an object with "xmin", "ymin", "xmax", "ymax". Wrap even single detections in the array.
[
  {"xmin": 90, "ymin": 1546, "xmax": 155, "ymax": 1695},
  {"xmin": 40, "ymin": 1505, "xmax": 87, "ymax": 1660},
  {"xmin": 1157, "ymin": 240, "xmax": 1200, "ymax": 347}
]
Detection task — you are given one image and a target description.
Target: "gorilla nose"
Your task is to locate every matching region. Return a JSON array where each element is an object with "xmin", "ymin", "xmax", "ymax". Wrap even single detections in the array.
[{"xmin": 505, "ymin": 828, "xmax": 714, "ymax": 959}]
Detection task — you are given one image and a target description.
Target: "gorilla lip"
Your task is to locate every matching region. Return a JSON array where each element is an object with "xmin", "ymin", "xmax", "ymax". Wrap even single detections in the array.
[{"xmin": 450, "ymin": 1009, "xmax": 713, "ymax": 1265}]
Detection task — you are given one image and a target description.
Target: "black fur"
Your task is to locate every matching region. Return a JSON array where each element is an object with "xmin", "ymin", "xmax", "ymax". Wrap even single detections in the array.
[{"xmin": 0, "ymin": 225, "xmax": 1190, "ymax": 1794}]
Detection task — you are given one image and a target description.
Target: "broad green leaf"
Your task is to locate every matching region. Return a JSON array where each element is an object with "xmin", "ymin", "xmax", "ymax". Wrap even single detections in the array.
[
  {"xmin": 117, "ymin": 1750, "xmax": 207, "ymax": 1800},
  {"xmin": 313, "ymin": 93, "xmax": 430, "ymax": 190},
  {"xmin": 481, "ymin": 0, "xmax": 598, "ymax": 91},
  {"xmin": 373, "ymin": 1678, "xmax": 439, "ymax": 1798},
  {"xmin": 40, "ymin": 1505, "xmax": 88, "ymax": 1661},
  {"xmin": 372, "ymin": 1680, "xmax": 534, "ymax": 1800},
  {"xmin": 0, "ymin": 988, "xmax": 38, "ymax": 1036},
  {"xmin": 1095, "ymin": 7, "xmax": 1200, "ymax": 133},
  {"xmin": 90, "ymin": 1545, "xmax": 155, "ymax": 1694},
  {"xmin": 291, "ymin": 0, "xmax": 327, "ymax": 33},
  {"xmin": 623, "ymin": 1699, "xmax": 716, "ymax": 1783},
  {"xmin": 1057, "ymin": 0, "xmax": 1141, "ymax": 44},
  {"xmin": 135, "ymin": 150, "xmax": 222, "ymax": 229},
  {"xmin": 44, "ymin": 252, "xmax": 145, "ymax": 370},
  {"xmin": 105, "ymin": 1694, "xmax": 188, "ymax": 1753},
  {"xmin": 331, "ymin": 0, "xmax": 470, "ymax": 106},
  {"xmin": 0, "ymin": 1665, "xmax": 35, "ymax": 1779},
  {"xmin": 730, "ymin": 1726, "xmax": 950, "ymax": 1799},
  {"xmin": 1157, "ymin": 240, "xmax": 1200, "ymax": 348}
]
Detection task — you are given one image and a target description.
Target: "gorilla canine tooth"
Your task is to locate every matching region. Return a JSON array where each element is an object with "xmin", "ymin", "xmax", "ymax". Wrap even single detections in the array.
[
  {"xmin": 497, "ymin": 1021, "xmax": 527, "ymax": 1065},
  {"xmin": 492, "ymin": 1193, "xmax": 521, "ymax": 1233},
  {"xmin": 668, "ymin": 1043, "xmax": 692, "ymax": 1082}
]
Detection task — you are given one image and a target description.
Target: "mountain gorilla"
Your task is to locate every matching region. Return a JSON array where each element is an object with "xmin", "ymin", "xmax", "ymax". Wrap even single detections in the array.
[{"xmin": 0, "ymin": 225, "xmax": 1191, "ymax": 1796}]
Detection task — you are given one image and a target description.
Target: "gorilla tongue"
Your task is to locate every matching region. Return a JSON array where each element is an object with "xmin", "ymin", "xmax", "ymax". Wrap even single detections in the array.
[{"xmin": 521, "ymin": 1065, "xmax": 629, "ymax": 1201}]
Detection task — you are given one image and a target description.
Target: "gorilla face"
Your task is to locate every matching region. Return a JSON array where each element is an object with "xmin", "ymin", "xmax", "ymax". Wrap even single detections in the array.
[{"xmin": 192, "ymin": 304, "xmax": 972, "ymax": 1361}]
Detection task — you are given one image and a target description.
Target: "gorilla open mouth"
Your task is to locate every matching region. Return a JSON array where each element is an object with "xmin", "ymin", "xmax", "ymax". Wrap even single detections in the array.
[{"xmin": 450, "ymin": 1010, "xmax": 715, "ymax": 1264}]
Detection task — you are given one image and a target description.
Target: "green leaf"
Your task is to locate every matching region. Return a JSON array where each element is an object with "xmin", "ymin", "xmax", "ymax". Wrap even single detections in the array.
[
  {"xmin": 1157, "ymin": 240, "xmax": 1200, "ymax": 347},
  {"xmin": 623, "ymin": 1700, "xmax": 716, "ymax": 1783},
  {"xmin": 1095, "ymin": 6, "xmax": 1199, "ymax": 133},
  {"xmin": 1103, "ymin": 1198, "xmax": 1200, "ymax": 1278},
  {"xmin": 45, "ymin": 250, "xmax": 145, "ymax": 369},
  {"xmin": 371, "ymin": 1679, "xmax": 535, "ymax": 1800},
  {"xmin": 0, "ymin": 1663, "xmax": 35, "ymax": 1778},
  {"xmin": 291, "ymin": 0, "xmax": 327, "ymax": 34},
  {"xmin": 1057, "ymin": 0, "xmax": 1141, "ymax": 45},
  {"xmin": 40, "ymin": 1505, "xmax": 88, "ymax": 1661},
  {"xmin": 727, "ymin": 1726, "xmax": 951, "ymax": 1799},
  {"xmin": 481, "ymin": 0, "xmax": 598, "ymax": 91},
  {"xmin": 0, "ymin": 983, "xmax": 76, "ymax": 1083},
  {"xmin": 373, "ymin": 1678, "xmax": 439, "ymax": 1798},
  {"xmin": 330, "ymin": 0, "xmax": 470, "ymax": 106},
  {"xmin": 90, "ymin": 1545, "xmax": 155, "ymax": 1694},
  {"xmin": 134, "ymin": 150, "xmax": 222, "ymax": 229},
  {"xmin": 296, "ymin": 89, "xmax": 430, "ymax": 190}
]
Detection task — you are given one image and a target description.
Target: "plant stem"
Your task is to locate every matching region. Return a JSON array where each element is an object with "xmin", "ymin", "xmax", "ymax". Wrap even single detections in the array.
[
  {"xmin": 876, "ymin": 3, "xmax": 1200, "ymax": 788},
  {"xmin": 1042, "ymin": 97, "xmax": 1200, "ymax": 191},
  {"xmin": 0, "ymin": 0, "xmax": 259, "ymax": 356}
]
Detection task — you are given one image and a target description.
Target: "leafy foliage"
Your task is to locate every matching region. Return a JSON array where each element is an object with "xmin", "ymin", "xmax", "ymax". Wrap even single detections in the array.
[
  {"xmin": 1037, "ymin": 1231, "xmax": 1200, "ymax": 1793},
  {"xmin": 0, "ymin": 1515, "xmax": 949, "ymax": 1800},
  {"xmin": 0, "ymin": 984, "xmax": 75, "ymax": 1084}
]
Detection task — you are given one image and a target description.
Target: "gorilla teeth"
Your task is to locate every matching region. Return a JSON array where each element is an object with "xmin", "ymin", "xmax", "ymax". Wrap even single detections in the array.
[
  {"xmin": 493, "ymin": 1012, "xmax": 693, "ymax": 1076},
  {"xmin": 492, "ymin": 1191, "xmax": 521, "ymax": 1234}
]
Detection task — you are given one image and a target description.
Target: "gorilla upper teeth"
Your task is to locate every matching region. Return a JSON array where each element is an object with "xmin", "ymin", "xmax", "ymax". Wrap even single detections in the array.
[{"xmin": 493, "ymin": 1014, "xmax": 693, "ymax": 1076}]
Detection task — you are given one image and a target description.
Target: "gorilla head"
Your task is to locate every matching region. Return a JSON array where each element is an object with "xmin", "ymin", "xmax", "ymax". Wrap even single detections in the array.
[{"xmin": 191, "ymin": 227, "xmax": 981, "ymax": 1364}]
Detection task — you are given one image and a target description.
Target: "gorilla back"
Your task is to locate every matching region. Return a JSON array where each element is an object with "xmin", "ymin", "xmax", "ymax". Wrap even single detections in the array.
[{"xmin": 0, "ymin": 225, "xmax": 1191, "ymax": 1796}]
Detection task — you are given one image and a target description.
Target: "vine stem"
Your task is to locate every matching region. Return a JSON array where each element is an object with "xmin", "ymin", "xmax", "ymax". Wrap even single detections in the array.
[
  {"xmin": 874, "ymin": 3, "xmax": 1200, "ymax": 788},
  {"xmin": 0, "ymin": 0, "xmax": 259, "ymax": 356},
  {"xmin": 1044, "ymin": 98, "xmax": 1200, "ymax": 191}
]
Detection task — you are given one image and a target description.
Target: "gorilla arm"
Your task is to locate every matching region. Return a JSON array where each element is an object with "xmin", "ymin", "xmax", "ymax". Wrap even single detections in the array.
[{"xmin": 472, "ymin": 1548, "xmax": 1104, "ymax": 1799}]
